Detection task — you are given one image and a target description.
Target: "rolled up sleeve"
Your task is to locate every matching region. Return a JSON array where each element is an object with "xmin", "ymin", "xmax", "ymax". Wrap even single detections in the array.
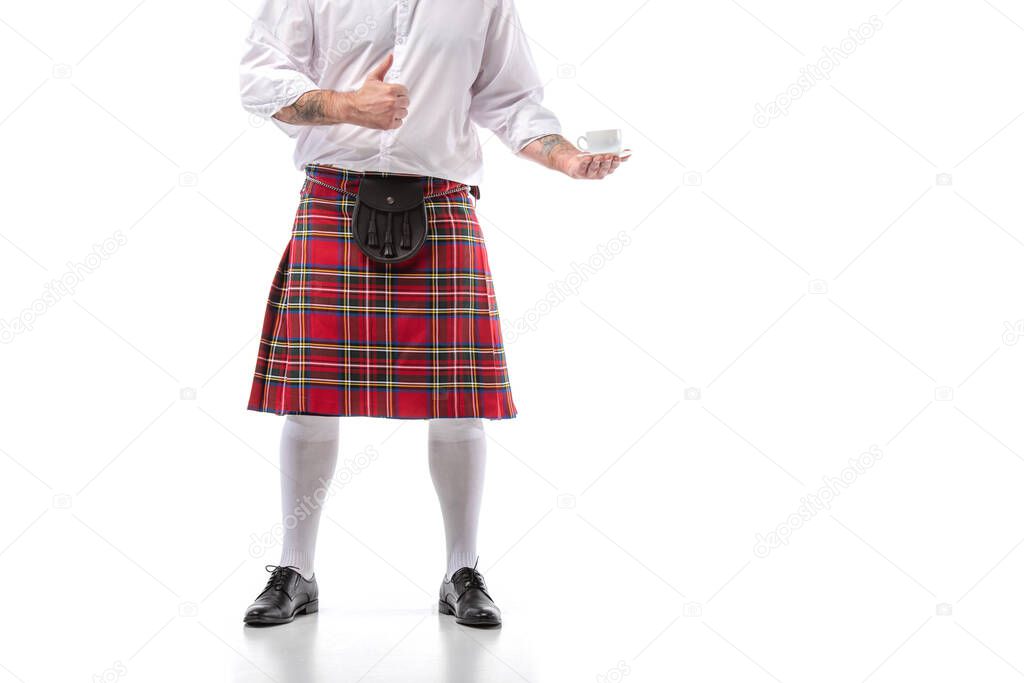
[
  {"xmin": 239, "ymin": 0, "xmax": 320, "ymax": 119},
  {"xmin": 469, "ymin": 0, "xmax": 562, "ymax": 153}
]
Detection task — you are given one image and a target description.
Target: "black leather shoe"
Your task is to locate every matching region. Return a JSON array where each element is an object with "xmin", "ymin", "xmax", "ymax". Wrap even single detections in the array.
[
  {"xmin": 243, "ymin": 565, "xmax": 319, "ymax": 626},
  {"xmin": 439, "ymin": 565, "xmax": 502, "ymax": 627}
]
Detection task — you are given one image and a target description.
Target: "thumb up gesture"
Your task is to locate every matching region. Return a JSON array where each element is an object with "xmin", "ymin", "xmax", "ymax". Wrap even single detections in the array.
[{"xmin": 348, "ymin": 53, "xmax": 410, "ymax": 130}]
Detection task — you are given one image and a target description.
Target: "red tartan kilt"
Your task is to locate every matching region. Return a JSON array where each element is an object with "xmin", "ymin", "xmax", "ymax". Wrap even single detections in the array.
[{"xmin": 247, "ymin": 164, "xmax": 517, "ymax": 419}]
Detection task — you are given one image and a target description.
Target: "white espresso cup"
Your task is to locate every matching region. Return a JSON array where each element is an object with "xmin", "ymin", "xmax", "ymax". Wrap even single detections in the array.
[{"xmin": 576, "ymin": 129, "xmax": 623, "ymax": 154}]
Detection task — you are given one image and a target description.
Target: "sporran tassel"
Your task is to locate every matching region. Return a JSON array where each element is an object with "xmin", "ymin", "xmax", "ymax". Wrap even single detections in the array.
[
  {"xmin": 401, "ymin": 211, "xmax": 411, "ymax": 249},
  {"xmin": 366, "ymin": 208, "xmax": 379, "ymax": 247},
  {"xmin": 382, "ymin": 212, "xmax": 396, "ymax": 258}
]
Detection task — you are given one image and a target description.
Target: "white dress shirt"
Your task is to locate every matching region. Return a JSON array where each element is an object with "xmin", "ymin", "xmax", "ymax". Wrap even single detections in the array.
[{"xmin": 239, "ymin": 0, "xmax": 562, "ymax": 186}]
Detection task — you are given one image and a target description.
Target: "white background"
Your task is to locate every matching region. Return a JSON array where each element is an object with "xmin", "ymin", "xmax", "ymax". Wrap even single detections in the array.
[{"xmin": 2, "ymin": 0, "xmax": 1024, "ymax": 681}]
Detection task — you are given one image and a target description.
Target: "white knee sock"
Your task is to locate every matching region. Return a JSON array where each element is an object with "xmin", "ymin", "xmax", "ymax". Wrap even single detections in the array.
[
  {"xmin": 429, "ymin": 418, "xmax": 487, "ymax": 580},
  {"xmin": 278, "ymin": 414, "xmax": 340, "ymax": 580}
]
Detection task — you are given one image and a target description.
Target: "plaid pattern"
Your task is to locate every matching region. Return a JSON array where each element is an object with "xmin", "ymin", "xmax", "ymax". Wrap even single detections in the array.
[{"xmin": 247, "ymin": 164, "xmax": 516, "ymax": 419}]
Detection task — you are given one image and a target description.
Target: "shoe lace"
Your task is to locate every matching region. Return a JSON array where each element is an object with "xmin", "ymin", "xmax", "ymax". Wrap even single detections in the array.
[
  {"xmin": 261, "ymin": 565, "xmax": 299, "ymax": 596},
  {"xmin": 453, "ymin": 563, "xmax": 489, "ymax": 597},
  {"xmin": 461, "ymin": 569, "xmax": 486, "ymax": 591}
]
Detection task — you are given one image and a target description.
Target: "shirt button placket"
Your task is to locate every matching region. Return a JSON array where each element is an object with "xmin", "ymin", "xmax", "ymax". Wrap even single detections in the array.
[
  {"xmin": 382, "ymin": 0, "xmax": 411, "ymax": 156},
  {"xmin": 394, "ymin": 1, "xmax": 410, "ymax": 56}
]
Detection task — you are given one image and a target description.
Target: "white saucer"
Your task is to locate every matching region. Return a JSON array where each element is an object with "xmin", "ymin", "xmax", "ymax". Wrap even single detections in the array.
[{"xmin": 577, "ymin": 148, "xmax": 632, "ymax": 158}]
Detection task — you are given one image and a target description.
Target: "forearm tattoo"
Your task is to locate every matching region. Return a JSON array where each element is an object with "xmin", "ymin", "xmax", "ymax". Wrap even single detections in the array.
[
  {"xmin": 537, "ymin": 134, "xmax": 573, "ymax": 158},
  {"xmin": 274, "ymin": 91, "xmax": 333, "ymax": 125}
]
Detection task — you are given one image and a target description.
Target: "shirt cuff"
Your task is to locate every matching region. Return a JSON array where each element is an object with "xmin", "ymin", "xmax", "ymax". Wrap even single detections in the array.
[
  {"xmin": 504, "ymin": 101, "xmax": 562, "ymax": 153},
  {"xmin": 241, "ymin": 76, "xmax": 319, "ymax": 140},
  {"xmin": 240, "ymin": 75, "xmax": 320, "ymax": 119}
]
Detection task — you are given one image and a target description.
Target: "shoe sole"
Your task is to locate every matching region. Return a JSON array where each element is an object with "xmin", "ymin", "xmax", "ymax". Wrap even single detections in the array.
[
  {"xmin": 243, "ymin": 599, "xmax": 319, "ymax": 626},
  {"xmin": 438, "ymin": 599, "xmax": 501, "ymax": 628}
]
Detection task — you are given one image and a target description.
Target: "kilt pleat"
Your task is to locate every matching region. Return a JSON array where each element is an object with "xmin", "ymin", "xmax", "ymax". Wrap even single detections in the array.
[{"xmin": 247, "ymin": 164, "xmax": 517, "ymax": 419}]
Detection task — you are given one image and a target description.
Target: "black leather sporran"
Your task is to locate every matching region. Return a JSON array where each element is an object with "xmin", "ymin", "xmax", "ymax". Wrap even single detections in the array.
[{"xmin": 351, "ymin": 175, "xmax": 428, "ymax": 265}]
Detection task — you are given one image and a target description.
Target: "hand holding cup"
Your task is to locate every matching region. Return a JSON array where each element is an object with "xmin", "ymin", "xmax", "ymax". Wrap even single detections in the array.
[{"xmin": 565, "ymin": 128, "xmax": 631, "ymax": 179}]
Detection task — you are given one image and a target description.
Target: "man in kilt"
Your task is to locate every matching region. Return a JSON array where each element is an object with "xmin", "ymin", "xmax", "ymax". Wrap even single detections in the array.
[{"xmin": 239, "ymin": 0, "xmax": 629, "ymax": 628}]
